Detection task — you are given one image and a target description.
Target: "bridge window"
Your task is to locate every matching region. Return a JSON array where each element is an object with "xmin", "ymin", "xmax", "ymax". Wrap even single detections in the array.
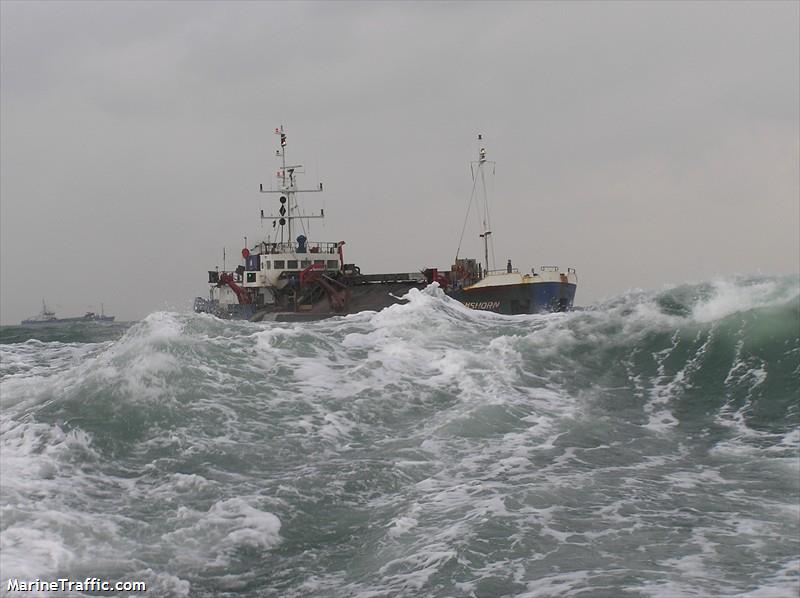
[
  {"xmin": 327, "ymin": 260, "xmax": 339, "ymax": 269},
  {"xmin": 273, "ymin": 260, "xmax": 285, "ymax": 269},
  {"xmin": 262, "ymin": 261, "xmax": 270, "ymax": 270},
  {"xmin": 287, "ymin": 260, "xmax": 298, "ymax": 269},
  {"xmin": 301, "ymin": 260, "xmax": 311, "ymax": 268}
]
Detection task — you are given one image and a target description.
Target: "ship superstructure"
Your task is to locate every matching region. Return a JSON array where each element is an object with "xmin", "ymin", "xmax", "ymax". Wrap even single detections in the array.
[{"xmin": 194, "ymin": 128, "xmax": 425, "ymax": 321}]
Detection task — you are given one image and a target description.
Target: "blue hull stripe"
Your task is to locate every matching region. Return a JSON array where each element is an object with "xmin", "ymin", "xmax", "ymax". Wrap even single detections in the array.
[{"xmin": 448, "ymin": 282, "xmax": 577, "ymax": 315}]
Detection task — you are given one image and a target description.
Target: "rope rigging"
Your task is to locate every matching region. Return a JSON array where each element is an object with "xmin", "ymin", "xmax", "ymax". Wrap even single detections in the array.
[{"xmin": 455, "ymin": 163, "xmax": 481, "ymax": 262}]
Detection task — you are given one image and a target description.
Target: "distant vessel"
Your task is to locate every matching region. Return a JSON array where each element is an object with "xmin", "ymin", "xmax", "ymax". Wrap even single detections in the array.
[
  {"xmin": 194, "ymin": 128, "xmax": 576, "ymax": 321},
  {"xmin": 21, "ymin": 300, "xmax": 115, "ymax": 325}
]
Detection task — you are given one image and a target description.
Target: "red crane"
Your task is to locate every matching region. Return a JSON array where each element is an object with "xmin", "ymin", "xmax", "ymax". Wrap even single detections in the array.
[
  {"xmin": 218, "ymin": 272, "xmax": 252, "ymax": 305},
  {"xmin": 300, "ymin": 263, "xmax": 349, "ymax": 312}
]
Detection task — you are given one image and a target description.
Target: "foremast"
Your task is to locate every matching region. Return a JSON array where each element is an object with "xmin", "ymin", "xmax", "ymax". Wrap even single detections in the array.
[
  {"xmin": 259, "ymin": 126, "xmax": 324, "ymax": 244},
  {"xmin": 456, "ymin": 134, "xmax": 497, "ymax": 275},
  {"xmin": 475, "ymin": 141, "xmax": 496, "ymax": 274}
]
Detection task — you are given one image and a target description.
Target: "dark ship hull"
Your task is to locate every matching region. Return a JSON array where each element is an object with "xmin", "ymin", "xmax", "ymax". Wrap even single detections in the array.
[
  {"xmin": 445, "ymin": 264, "xmax": 578, "ymax": 315},
  {"xmin": 447, "ymin": 280, "xmax": 577, "ymax": 315},
  {"xmin": 194, "ymin": 271, "xmax": 428, "ymax": 322},
  {"xmin": 195, "ymin": 266, "xmax": 577, "ymax": 321}
]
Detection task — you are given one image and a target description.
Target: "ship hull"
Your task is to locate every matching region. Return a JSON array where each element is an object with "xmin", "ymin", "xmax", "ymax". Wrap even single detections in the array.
[
  {"xmin": 447, "ymin": 280, "xmax": 577, "ymax": 315},
  {"xmin": 195, "ymin": 281, "xmax": 426, "ymax": 322},
  {"xmin": 196, "ymin": 278, "xmax": 576, "ymax": 321},
  {"xmin": 21, "ymin": 316, "xmax": 115, "ymax": 325}
]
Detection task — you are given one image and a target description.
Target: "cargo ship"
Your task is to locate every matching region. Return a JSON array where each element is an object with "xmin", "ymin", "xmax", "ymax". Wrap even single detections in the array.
[
  {"xmin": 436, "ymin": 139, "xmax": 577, "ymax": 315},
  {"xmin": 193, "ymin": 128, "xmax": 576, "ymax": 321},
  {"xmin": 21, "ymin": 300, "xmax": 115, "ymax": 325}
]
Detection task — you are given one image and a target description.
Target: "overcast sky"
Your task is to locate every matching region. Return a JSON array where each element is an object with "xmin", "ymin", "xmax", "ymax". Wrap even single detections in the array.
[{"xmin": 1, "ymin": 1, "xmax": 798, "ymax": 323}]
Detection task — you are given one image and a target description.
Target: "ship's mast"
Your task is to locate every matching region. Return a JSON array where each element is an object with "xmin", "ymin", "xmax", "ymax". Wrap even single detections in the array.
[
  {"xmin": 259, "ymin": 126, "xmax": 324, "ymax": 244},
  {"xmin": 477, "ymin": 145, "xmax": 493, "ymax": 273},
  {"xmin": 455, "ymin": 134, "xmax": 497, "ymax": 274},
  {"xmin": 474, "ymin": 136, "xmax": 496, "ymax": 273}
]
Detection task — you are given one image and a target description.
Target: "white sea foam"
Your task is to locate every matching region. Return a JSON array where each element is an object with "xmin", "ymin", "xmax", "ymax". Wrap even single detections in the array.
[
  {"xmin": 693, "ymin": 277, "xmax": 799, "ymax": 323},
  {"xmin": 163, "ymin": 498, "xmax": 281, "ymax": 565},
  {"xmin": 0, "ymin": 420, "xmax": 139, "ymax": 589},
  {"xmin": 129, "ymin": 570, "xmax": 191, "ymax": 598},
  {"xmin": 387, "ymin": 515, "xmax": 418, "ymax": 537},
  {"xmin": 1, "ymin": 276, "xmax": 797, "ymax": 597}
]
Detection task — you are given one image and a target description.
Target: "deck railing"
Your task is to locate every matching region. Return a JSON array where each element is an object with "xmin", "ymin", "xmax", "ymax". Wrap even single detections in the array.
[
  {"xmin": 486, "ymin": 268, "xmax": 520, "ymax": 275},
  {"xmin": 254, "ymin": 241, "xmax": 341, "ymax": 255}
]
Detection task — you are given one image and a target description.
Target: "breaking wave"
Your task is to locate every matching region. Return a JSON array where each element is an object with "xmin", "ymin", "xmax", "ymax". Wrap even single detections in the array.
[{"xmin": 1, "ymin": 275, "xmax": 798, "ymax": 597}]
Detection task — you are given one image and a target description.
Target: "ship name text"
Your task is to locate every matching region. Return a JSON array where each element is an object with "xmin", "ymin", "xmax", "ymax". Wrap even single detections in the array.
[{"xmin": 464, "ymin": 301, "xmax": 501, "ymax": 311}]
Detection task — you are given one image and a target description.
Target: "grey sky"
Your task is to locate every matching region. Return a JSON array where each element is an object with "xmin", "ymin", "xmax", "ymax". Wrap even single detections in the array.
[{"xmin": 1, "ymin": 0, "xmax": 798, "ymax": 324}]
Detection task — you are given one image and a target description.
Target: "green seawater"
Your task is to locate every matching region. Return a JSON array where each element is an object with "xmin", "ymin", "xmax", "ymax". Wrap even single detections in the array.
[{"xmin": 1, "ymin": 276, "xmax": 798, "ymax": 597}]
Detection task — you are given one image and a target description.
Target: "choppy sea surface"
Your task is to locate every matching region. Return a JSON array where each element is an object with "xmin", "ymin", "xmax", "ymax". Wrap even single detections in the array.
[{"xmin": 1, "ymin": 276, "xmax": 798, "ymax": 597}]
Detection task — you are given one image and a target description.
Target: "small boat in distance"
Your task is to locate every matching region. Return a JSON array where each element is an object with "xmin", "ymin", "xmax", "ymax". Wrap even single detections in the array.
[{"xmin": 21, "ymin": 300, "xmax": 115, "ymax": 325}]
